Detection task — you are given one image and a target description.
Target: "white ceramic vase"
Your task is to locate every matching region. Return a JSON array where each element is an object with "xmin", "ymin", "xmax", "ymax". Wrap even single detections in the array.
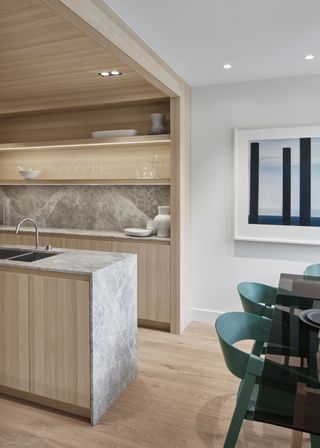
[
  {"xmin": 154, "ymin": 206, "xmax": 170, "ymax": 238},
  {"xmin": 149, "ymin": 113, "xmax": 167, "ymax": 135}
]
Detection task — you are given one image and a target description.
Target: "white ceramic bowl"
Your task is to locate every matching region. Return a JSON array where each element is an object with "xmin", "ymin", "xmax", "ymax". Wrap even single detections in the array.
[
  {"xmin": 19, "ymin": 169, "xmax": 41, "ymax": 180},
  {"xmin": 91, "ymin": 129, "xmax": 138, "ymax": 139},
  {"xmin": 124, "ymin": 228, "xmax": 153, "ymax": 237}
]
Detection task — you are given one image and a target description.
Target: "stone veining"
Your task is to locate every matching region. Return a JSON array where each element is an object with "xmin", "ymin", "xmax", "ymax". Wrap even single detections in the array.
[
  {"xmin": 91, "ymin": 256, "xmax": 137, "ymax": 424},
  {"xmin": 0, "ymin": 185, "xmax": 170, "ymax": 231}
]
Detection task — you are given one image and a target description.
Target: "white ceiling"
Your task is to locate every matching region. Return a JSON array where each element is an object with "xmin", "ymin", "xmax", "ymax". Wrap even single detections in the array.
[{"xmin": 105, "ymin": 0, "xmax": 320, "ymax": 86}]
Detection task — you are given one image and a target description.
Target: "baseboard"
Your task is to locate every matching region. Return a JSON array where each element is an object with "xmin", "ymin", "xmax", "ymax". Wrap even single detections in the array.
[{"xmin": 191, "ymin": 307, "xmax": 223, "ymax": 323}]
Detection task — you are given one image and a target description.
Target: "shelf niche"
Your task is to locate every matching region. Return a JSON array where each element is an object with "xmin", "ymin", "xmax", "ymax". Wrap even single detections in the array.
[
  {"xmin": 0, "ymin": 99, "xmax": 171, "ymax": 184},
  {"xmin": 0, "ymin": 134, "xmax": 171, "ymax": 184}
]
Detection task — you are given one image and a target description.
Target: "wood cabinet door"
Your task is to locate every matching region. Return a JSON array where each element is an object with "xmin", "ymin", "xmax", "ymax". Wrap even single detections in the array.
[
  {"xmin": 111, "ymin": 241, "xmax": 170, "ymax": 324},
  {"xmin": 0, "ymin": 233, "xmax": 19, "ymax": 245},
  {"xmin": 144, "ymin": 243, "xmax": 171, "ymax": 323},
  {"xmin": 0, "ymin": 272, "xmax": 29, "ymax": 391},
  {"xmin": 29, "ymin": 275, "xmax": 90, "ymax": 408},
  {"xmin": 60, "ymin": 237, "xmax": 113, "ymax": 252}
]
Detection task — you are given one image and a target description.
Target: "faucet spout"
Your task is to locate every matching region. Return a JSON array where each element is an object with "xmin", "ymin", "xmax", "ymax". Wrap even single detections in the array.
[{"xmin": 16, "ymin": 218, "xmax": 39, "ymax": 250}]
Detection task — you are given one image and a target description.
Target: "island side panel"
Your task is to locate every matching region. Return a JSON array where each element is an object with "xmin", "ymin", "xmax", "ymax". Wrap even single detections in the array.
[{"xmin": 91, "ymin": 254, "xmax": 137, "ymax": 425}]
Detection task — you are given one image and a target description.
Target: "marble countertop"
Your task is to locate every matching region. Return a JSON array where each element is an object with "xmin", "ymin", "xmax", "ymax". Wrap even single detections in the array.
[
  {"xmin": 0, "ymin": 244, "xmax": 135, "ymax": 276},
  {"xmin": 0, "ymin": 225, "xmax": 170, "ymax": 243}
]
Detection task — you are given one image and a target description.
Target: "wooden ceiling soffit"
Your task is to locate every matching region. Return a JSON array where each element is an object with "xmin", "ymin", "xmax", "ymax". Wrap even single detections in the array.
[
  {"xmin": 41, "ymin": 0, "xmax": 182, "ymax": 97},
  {"xmin": 0, "ymin": 0, "xmax": 167, "ymax": 114}
]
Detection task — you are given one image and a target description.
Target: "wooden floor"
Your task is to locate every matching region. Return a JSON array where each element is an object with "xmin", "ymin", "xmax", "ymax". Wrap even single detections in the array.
[{"xmin": 0, "ymin": 322, "xmax": 311, "ymax": 448}]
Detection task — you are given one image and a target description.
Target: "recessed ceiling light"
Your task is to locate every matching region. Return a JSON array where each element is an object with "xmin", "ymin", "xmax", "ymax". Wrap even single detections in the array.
[
  {"xmin": 223, "ymin": 64, "xmax": 232, "ymax": 70},
  {"xmin": 99, "ymin": 70, "xmax": 122, "ymax": 77},
  {"xmin": 304, "ymin": 54, "xmax": 315, "ymax": 60}
]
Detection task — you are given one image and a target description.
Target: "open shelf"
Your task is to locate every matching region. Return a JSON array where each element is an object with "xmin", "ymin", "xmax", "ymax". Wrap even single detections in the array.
[
  {"xmin": 0, "ymin": 134, "xmax": 171, "ymax": 152},
  {"xmin": 0, "ymin": 179, "xmax": 171, "ymax": 186},
  {"xmin": 0, "ymin": 134, "xmax": 171, "ymax": 184}
]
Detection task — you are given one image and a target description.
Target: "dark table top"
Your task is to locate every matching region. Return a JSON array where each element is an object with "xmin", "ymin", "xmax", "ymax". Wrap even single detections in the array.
[{"xmin": 254, "ymin": 273, "xmax": 320, "ymax": 435}]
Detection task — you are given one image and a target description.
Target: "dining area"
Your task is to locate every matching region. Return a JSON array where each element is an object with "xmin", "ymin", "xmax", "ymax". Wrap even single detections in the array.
[{"xmin": 216, "ymin": 264, "xmax": 320, "ymax": 448}]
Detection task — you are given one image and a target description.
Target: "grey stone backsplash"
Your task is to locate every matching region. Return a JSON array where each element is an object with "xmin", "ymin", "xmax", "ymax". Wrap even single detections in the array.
[{"xmin": 0, "ymin": 185, "xmax": 170, "ymax": 231}]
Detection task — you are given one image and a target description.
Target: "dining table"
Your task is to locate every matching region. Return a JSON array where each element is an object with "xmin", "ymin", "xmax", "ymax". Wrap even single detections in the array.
[{"xmin": 253, "ymin": 273, "xmax": 320, "ymax": 444}]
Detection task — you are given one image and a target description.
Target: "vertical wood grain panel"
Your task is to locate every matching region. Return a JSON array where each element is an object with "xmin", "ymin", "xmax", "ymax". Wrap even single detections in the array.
[
  {"xmin": 0, "ymin": 272, "xmax": 29, "ymax": 391},
  {"xmin": 144, "ymin": 243, "xmax": 170, "ymax": 323},
  {"xmin": 0, "ymin": 233, "xmax": 18, "ymax": 245},
  {"xmin": 170, "ymin": 82, "xmax": 191, "ymax": 334},
  {"xmin": 61, "ymin": 237, "xmax": 92, "ymax": 250},
  {"xmin": 111, "ymin": 240, "xmax": 170, "ymax": 323},
  {"xmin": 0, "ymin": 101, "xmax": 170, "ymax": 142},
  {"xmin": 29, "ymin": 275, "xmax": 90, "ymax": 408}
]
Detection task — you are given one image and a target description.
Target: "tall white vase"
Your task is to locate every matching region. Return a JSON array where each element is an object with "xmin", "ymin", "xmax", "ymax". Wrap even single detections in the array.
[{"xmin": 154, "ymin": 206, "xmax": 170, "ymax": 238}]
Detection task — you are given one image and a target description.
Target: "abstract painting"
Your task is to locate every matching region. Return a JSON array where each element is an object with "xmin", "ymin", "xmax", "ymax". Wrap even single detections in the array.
[{"xmin": 235, "ymin": 126, "xmax": 320, "ymax": 244}]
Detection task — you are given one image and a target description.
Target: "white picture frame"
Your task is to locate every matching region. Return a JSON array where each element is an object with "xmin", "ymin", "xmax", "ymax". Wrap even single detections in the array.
[{"xmin": 234, "ymin": 125, "xmax": 320, "ymax": 245}]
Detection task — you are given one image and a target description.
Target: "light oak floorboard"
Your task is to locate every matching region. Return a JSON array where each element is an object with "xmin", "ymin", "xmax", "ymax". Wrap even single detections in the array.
[{"xmin": 0, "ymin": 322, "xmax": 310, "ymax": 447}]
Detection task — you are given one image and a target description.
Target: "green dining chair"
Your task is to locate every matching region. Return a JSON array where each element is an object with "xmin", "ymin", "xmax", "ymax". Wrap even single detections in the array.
[
  {"xmin": 304, "ymin": 264, "xmax": 320, "ymax": 277},
  {"xmin": 237, "ymin": 282, "xmax": 277, "ymax": 319},
  {"xmin": 215, "ymin": 311, "xmax": 271, "ymax": 447},
  {"xmin": 216, "ymin": 311, "xmax": 320, "ymax": 448}
]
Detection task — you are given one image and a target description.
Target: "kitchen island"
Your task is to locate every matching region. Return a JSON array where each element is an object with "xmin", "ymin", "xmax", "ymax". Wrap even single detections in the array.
[{"xmin": 0, "ymin": 245, "xmax": 137, "ymax": 425}]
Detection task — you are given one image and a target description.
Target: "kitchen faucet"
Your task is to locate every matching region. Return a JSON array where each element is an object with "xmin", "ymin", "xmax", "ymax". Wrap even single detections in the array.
[{"xmin": 16, "ymin": 218, "xmax": 39, "ymax": 250}]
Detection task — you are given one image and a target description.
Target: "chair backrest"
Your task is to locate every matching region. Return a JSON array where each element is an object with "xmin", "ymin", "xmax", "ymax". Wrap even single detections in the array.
[
  {"xmin": 237, "ymin": 282, "xmax": 277, "ymax": 316},
  {"xmin": 304, "ymin": 264, "xmax": 320, "ymax": 277},
  {"xmin": 215, "ymin": 311, "xmax": 271, "ymax": 380}
]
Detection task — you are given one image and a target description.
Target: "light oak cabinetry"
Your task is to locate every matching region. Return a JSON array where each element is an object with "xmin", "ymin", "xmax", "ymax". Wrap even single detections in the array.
[
  {"xmin": 0, "ymin": 0, "xmax": 191, "ymax": 334},
  {"xmin": 0, "ymin": 232, "xmax": 170, "ymax": 329},
  {"xmin": 0, "ymin": 135, "xmax": 171, "ymax": 185},
  {"xmin": 111, "ymin": 240, "xmax": 170, "ymax": 326},
  {"xmin": 0, "ymin": 272, "xmax": 29, "ymax": 391},
  {"xmin": 61, "ymin": 236, "xmax": 171, "ymax": 328},
  {"xmin": 29, "ymin": 276, "xmax": 90, "ymax": 408},
  {"xmin": 0, "ymin": 269, "xmax": 91, "ymax": 414}
]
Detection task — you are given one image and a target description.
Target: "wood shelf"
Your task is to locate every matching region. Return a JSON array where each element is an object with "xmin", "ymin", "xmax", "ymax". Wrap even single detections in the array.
[
  {"xmin": 0, "ymin": 134, "xmax": 171, "ymax": 152},
  {"xmin": 0, "ymin": 180, "xmax": 171, "ymax": 186},
  {"xmin": 0, "ymin": 134, "xmax": 171, "ymax": 184}
]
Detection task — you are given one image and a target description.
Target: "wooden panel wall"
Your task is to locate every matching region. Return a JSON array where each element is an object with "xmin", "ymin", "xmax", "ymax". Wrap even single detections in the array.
[
  {"xmin": 170, "ymin": 82, "xmax": 192, "ymax": 334},
  {"xmin": 0, "ymin": 141, "xmax": 170, "ymax": 182},
  {"xmin": 0, "ymin": 0, "xmax": 165, "ymax": 114},
  {"xmin": 0, "ymin": 100, "xmax": 170, "ymax": 143}
]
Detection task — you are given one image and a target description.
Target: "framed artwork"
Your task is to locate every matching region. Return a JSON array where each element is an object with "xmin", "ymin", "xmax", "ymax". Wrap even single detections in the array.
[{"xmin": 234, "ymin": 125, "xmax": 320, "ymax": 245}]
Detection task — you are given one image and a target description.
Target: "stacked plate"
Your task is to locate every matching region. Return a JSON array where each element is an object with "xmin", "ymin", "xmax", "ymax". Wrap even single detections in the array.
[
  {"xmin": 299, "ymin": 309, "xmax": 320, "ymax": 329},
  {"xmin": 124, "ymin": 228, "xmax": 152, "ymax": 237},
  {"xmin": 91, "ymin": 130, "xmax": 138, "ymax": 138}
]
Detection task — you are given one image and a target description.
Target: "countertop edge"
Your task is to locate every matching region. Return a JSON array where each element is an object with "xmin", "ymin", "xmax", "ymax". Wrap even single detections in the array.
[
  {"xmin": 0, "ymin": 245, "xmax": 137, "ymax": 276},
  {"xmin": 0, "ymin": 226, "xmax": 170, "ymax": 243}
]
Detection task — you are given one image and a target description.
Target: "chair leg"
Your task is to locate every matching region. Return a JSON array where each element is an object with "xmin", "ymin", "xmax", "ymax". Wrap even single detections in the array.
[
  {"xmin": 311, "ymin": 434, "xmax": 320, "ymax": 448},
  {"xmin": 252, "ymin": 341, "xmax": 264, "ymax": 357},
  {"xmin": 291, "ymin": 430, "xmax": 303, "ymax": 448},
  {"xmin": 223, "ymin": 374, "xmax": 256, "ymax": 448}
]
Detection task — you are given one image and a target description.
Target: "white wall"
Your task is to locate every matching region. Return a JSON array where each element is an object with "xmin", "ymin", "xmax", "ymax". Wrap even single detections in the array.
[{"xmin": 192, "ymin": 74, "xmax": 320, "ymax": 322}]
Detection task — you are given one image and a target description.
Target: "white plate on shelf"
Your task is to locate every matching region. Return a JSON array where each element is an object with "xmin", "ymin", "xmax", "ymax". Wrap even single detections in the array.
[
  {"xmin": 124, "ymin": 228, "xmax": 153, "ymax": 237},
  {"xmin": 91, "ymin": 129, "xmax": 138, "ymax": 138}
]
